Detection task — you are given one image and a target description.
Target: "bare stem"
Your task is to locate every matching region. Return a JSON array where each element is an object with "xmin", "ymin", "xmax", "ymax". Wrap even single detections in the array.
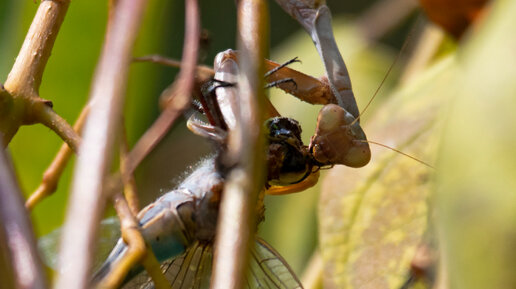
[
  {"xmin": 4, "ymin": 0, "xmax": 70, "ymax": 97},
  {"xmin": 126, "ymin": 0, "xmax": 201, "ymax": 175},
  {"xmin": 0, "ymin": 148, "xmax": 48, "ymax": 289},
  {"xmin": 133, "ymin": 55, "xmax": 215, "ymax": 83},
  {"xmin": 98, "ymin": 192, "xmax": 147, "ymax": 289},
  {"xmin": 25, "ymin": 105, "xmax": 90, "ymax": 210},
  {"xmin": 119, "ymin": 124, "xmax": 140, "ymax": 216},
  {"xmin": 33, "ymin": 101, "xmax": 81, "ymax": 153},
  {"xmin": 210, "ymin": 0, "xmax": 268, "ymax": 288},
  {"xmin": 54, "ymin": 0, "xmax": 149, "ymax": 288},
  {"xmin": 99, "ymin": 192, "xmax": 169, "ymax": 289}
]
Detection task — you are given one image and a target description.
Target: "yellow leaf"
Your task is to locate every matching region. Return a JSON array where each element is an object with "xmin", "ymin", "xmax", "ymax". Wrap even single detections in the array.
[
  {"xmin": 436, "ymin": 0, "xmax": 516, "ymax": 288},
  {"xmin": 319, "ymin": 51, "xmax": 456, "ymax": 288}
]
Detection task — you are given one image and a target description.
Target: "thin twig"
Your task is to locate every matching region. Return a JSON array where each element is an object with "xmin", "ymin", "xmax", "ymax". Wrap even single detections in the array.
[
  {"xmin": 125, "ymin": 0, "xmax": 201, "ymax": 175},
  {"xmin": 33, "ymin": 101, "xmax": 81, "ymax": 152},
  {"xmin": 119, "ymin": 124, "xmax": 140, "ymax": 217},
  {"xmin": 0, "ymin": 147, "xmax": 48, "ymax": 289},
  {"xmin": 54, "ymin": 1, "xmax": 149, "ymax": 288},
  {"xmin": 99, "ymin": 191, "xmax": 169, "ymax": 289},
  {"xmin": 98, "ymin": 192, "xmax": 147, "ymax": 289},
  {"xmin": 26, "ymin": 105, "xmax": 90, "ymax": 210},
  {"xmin": 210, "ymin": 0, "xmax": 268, "ymax": 288},
  {"xmin": 133, "ymin": 55, "xmax": 215, "ymax": 84}
]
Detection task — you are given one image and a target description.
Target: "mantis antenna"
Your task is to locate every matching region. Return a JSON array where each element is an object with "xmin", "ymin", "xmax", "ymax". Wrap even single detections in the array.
[
  {"xmin": 360, "ymin": 140, "xmax": 434, "ymax": 169},
  {"xmin": 350, "ymin": 22, "xmax": 416, "ymax": 127}
]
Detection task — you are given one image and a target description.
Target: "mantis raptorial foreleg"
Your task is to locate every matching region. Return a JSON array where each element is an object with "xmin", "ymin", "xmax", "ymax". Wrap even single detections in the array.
[
  {"xmin": 274, "ymin": 0, "xmax": 359, "ymax": 118},
  {"xmin": 273, "ymin": 0, "xmax": 372, "ymax": 167}
]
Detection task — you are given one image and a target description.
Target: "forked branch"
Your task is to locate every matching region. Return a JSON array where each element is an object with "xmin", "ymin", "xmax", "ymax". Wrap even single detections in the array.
[{"xmin": 1, "ymin": 0, "xmax": 79, "ymax": 151}]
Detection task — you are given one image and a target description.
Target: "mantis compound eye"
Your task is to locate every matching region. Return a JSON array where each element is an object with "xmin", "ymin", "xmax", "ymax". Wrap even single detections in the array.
[
  {"xmin": 310, "ymin": 104, "xmax": 371, "ymax": 168},
  {"xmin": 265, "ymin": 117, "xmax": 313, "ymax": 186}
]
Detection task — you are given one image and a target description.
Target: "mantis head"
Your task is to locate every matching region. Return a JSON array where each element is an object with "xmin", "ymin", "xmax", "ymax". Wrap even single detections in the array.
[{"xmin": 310, "ymin": 104, "xmax": 371, "ymax": 168}]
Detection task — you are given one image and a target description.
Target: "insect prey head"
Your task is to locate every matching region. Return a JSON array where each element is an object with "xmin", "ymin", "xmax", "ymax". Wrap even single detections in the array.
[
  {"xmin": 310, "ymin": 104, "xmax": 371, "ymax": 168},
  {"xmin": 264, "ymin": 117, "xmax": 314, "ymax": 186}
]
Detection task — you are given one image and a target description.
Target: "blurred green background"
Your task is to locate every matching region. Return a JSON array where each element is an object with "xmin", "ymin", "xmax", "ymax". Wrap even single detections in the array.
[{"xmin": 0, "ymin": 0, "xmax": 416, "ymax": 277}]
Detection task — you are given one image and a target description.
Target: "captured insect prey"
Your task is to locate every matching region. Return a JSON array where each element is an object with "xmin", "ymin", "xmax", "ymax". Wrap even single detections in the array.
[{"xmin": 91, "ymin": 119, "xmax": 310, "ymax": 288}]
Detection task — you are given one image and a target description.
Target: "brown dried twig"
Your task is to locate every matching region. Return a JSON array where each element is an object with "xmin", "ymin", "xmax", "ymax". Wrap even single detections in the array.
[
  {"xmin": 133, "ymin": 55, "xmax": 215, "ymax": 82},
  {"xmin": 210, "ymin": 0, "xmax": 269, "ymax": 288},
  {"xmin": 125, "ymin": 0, "xmax": 201, "ymax": 175},
  {"xmin": 98, "ymin": 190, "xmax": 169, "ymax": 289},
  {"xmin": 1, "ymin": 0, "xmax": 79, "ymax": 151},
  {"xmin": 54, "ymin": 0, "xmax": 149, "ymax": 288},
  {"xmin": 119, "ymin": 124, "xmax": 141, "ymax": 216},
  {"xmin": 0, "ymin": 148, "xmax": 48, "ymax": 289},
  {"xmin": 25, "ymin": 104, "xmax": 90, "ymax": 210}
]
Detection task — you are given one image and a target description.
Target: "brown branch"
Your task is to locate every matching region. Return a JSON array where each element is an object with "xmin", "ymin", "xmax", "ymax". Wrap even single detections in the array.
[
  {"xmin": 0, "ymin": 147, "xmax": 48, "ymax": 289},
  {"xmin": 125, "ymin": 0, "xmax": 201, "ymax": 175},
  {"xmin": 25, "ymin": 105, "xmax": 90, "ymax": 210},
  {"xmin": 1, "ymin": 0, "xmax": 74, "ymax": 146},
  {"xmin": 210, "ymin": 0, "xmax": 268, "ymax": 288},
  {"xmin": 54, "ymin": 0, "xmax": 149, "ymax": 288}
]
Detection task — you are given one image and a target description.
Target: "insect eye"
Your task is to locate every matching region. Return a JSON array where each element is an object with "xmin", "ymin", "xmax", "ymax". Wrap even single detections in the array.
[
  {"xmin": 265, "ymin": 117, "xmax": 311, "ymax": 186},
  {"xmin": 267, "ymin": 143, "xmax": 311, "ymax": 186}
]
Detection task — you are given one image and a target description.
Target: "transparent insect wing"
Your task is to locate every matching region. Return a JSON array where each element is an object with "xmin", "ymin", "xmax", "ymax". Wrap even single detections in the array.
[
  {"xmin": 123, "ymin": 239, "xmax": 302, "ymax": 289},
  {"xmin": 247, "ymin": 239, "xmax": 303, "ymax": 289},
  {"xmin": 38, "ymin": 217, "xmax": 121, "ymax": 271}
]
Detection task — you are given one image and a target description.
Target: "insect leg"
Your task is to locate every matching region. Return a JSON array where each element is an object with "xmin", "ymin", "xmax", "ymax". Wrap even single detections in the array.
[
  {"xmin": 198, "ymin": 79, "xmax": 233, "ymax": 131},
  {"xmin": 264, "ymin": 56, "xmax": 300, "ymax": 77},
  {"xmin": 186, "ymin": 114, "xmax": 227, "ymax": 143},
  {"xmin": 266, "ymin": 170, "xmax": 320, "ymax": 195},
  {"xmin": 275, "ymin": 1, "xmax": 360, "ymax": 118},
  {"xmin": 186, "ymin": 78, "xmax": 236, "ymax": 142},
  {"xmin": 265, "ymin": 78, "xmax": 297, "ymax": 91}
]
